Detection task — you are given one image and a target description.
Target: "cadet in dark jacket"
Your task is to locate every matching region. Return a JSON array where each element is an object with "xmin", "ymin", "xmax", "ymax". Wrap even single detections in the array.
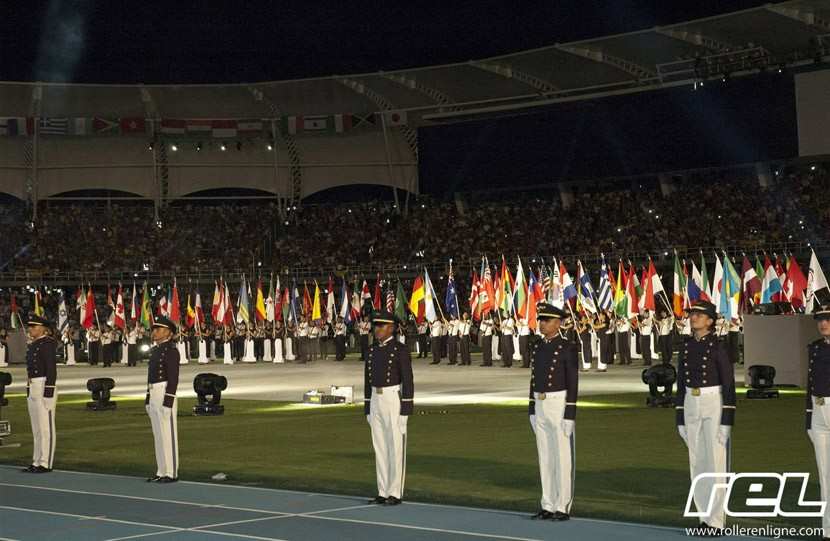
[
  {"xmin": 675, "ymin": 301, "xmax": 736, "ymax": 535},
  {"xmin": 806, "ymin": 305, "xmax": 830, "ymax": 535},
  {"xmin": 364, "ymin": 310, "xmax": 414, "ymax": 506},
  {"xmin": 529, "ymin": 303, "xmax": 578, "ymax": 521},
  {"xmin": 22, "ymin": 315, "xmax": 58, "ymax": 473},
  {"xmin": 145, "ymin": 316, "xmax": 180, "ymax": 483}
]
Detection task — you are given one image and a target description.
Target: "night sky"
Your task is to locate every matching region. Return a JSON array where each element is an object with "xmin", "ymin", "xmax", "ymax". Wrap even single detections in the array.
[{"xmin": 2, "ymin": 0, "xmax": 792, "ymax": 198}]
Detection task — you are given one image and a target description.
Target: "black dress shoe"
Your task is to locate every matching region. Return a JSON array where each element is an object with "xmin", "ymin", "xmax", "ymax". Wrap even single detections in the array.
[
  {"xmin": 696, "ymin": 523, "xmax": 723, "ymax": 537},
  {"xmin": 157, "ymin": 476, "xmax": 178, "ymax": 483},
  {"xmin": 531, "ymin": 510, "xmax": 554, "ymax": 520},
  {"xmin": 33, "ymin": 466, "xmax": 52, "ymax": 473},
  {"xmin": 146, "ymin": 475, "xmax": 162, "ymax": 483},
  {"xmin": 21, "ymin": 465, "xmax": 37, "ymax": 473},
  {"xmin": 368, "ymin": 496, "xmax": 387, "ymax": 504},
  {"xmin": 386, "ymin": 496, "xmax": 402, "ymax": 505},
  {"xmin": 552, "ymin": 511, "xmax": 569, "ymax": 521}
]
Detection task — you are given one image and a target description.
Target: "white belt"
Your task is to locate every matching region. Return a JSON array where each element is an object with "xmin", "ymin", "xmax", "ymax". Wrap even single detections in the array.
[
  {"xmin": 534, "ymin": 390, "xmax": 566, "ymax": 400},
  {"xmin": 687, "ymin": 385, "xmax": 721, "ymax": 396},
  {"xmin": 373, "ymin": 385, "xmax": 400, "ymax": 395}
]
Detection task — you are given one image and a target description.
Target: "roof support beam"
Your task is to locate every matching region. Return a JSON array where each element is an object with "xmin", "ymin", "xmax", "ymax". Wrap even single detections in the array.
[
  {"xmin": 654, "ymin": 27, "xmax": 736, "ymax": 52},
  {"xmin": 555, "ymin": 44, "xmax": 657, "ymax": 80},
  {"xmin": 469, "ymin": 61, "xmax": 560, "ymax": 96},
  {"xmin": 765, "ymin": 4, "xmax": 830, "ymax": 32},
  {"xmin": 380, "ymin": 73, "xmax": 457, "ymax": 109}
]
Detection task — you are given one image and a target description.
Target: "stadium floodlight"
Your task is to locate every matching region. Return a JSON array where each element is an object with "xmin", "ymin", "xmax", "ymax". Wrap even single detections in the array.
[
  {"xmin": 147, "ymin": 142, "xmax": 154, "ymax": 151},
  {"xmin": 170, "ymin": 144, "xmax": 178, "ymax": 152},
  {"xmin": 86, "ymin": 378, "xmax": 117, "ymax": 411},
  {"xmin": 267, "ymin": 143, "xmax": 273, "ymax": 151},
  {"xmin": 220, "ymin": 143, "xmax": 227, "ymax": 151},
  {"xmin": 196, "ymin": 142, "xmax": 202, "ymax": 151}
]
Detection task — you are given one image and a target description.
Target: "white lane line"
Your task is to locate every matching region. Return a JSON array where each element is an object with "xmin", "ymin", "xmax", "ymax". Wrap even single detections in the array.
[
  {"xmin": 0, "ymin": 505, "xmax": 180, "ymax": 532},
  {"xmin": 189, "ymin": 503, "xmax": 376, "ymax": 530}
]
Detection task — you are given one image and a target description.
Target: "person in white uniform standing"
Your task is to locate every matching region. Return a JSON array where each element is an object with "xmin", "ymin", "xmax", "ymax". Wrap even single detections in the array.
[
  {"xmin": 145, "ymin": 316, "xmax": 180, "ymax": 483},
  {"xmin": 675, "ymin": 300, "xmax": 736, "ymax": 536},
  {"xmin": 806, "ymin": 305, "xmax": 830, "ymax": 536},
  {"xmin": 365, "ymin": 310, "xmax": 414, "ymax": 506},
  {"xmin": 22, "ymin": 315, "xmax": 58, "ymax": 474}
]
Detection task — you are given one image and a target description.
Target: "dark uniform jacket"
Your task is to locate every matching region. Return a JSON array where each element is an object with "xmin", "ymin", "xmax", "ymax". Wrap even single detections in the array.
[
  {"xmin": 528, "ymin": 334, "xmax": 579, "ymax": 420},
  {"xmin": 674, "ymin": 332, "xmax": 736, "ymax": 426},
  {"xmin": 364, "ymin": 336, "xmax": 414, "ymax": 415},
  {"xmin": 806, "ymin": 338, "xmax": 830, "ymax": 429},
  {"xmin": 145, "ymin": 340, "xmax": 180, "ymax": 408},
  {"xmin": 27, "ymin": 336, "xmax": 57, "ymax": 398}
]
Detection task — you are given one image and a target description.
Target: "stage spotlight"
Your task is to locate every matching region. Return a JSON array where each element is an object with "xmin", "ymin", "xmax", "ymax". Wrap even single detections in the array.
[
  {"xmin": 746, "ymin": 365, "xmax": 779, "ymax": 399},
  {"xmin": 86, "ymin": 378, "xmax": 117, "ymax": 411},
  {"xmin": 220, "ymin": 143, "xmax": 227, "ymax": 151},
  {"xmin": 641, "ymin": 364, "xmax": 676, "ymax": 408},
  {"xmin": 193, "ymin": 373, "xmax": 228, "ymax": 416},
  {"xmin": 0, "ymin": 372, "xmax": 10, "ymax": 443}
]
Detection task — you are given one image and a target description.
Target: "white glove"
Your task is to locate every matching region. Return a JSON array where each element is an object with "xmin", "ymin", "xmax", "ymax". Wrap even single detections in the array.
[
  {"xmin": 561, "ymin": 419, "xmax": 575, "ymax": 437},
  {"xmin": 398, "ymin": 416, "xmax": 408, "ymax": 435},
  {"xmin": 529, "ymin": 415, "xmax": 537, "ymax": 434},
  {"xmin": 717, "ymin": 425, "xmax": 731, "ymax": 446},
  {"xmin": 678, "ymin": 425, "xmax": 688, "ymax": 446},
  {"xmin": 808, "ymin": 429, "xmax": 815, "ymax": 444}
]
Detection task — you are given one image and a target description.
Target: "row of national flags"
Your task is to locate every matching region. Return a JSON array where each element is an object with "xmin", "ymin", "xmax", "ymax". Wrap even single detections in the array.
[{"xmin": 5, "ymin": 249, "xmax": 830, "ymax": 332}]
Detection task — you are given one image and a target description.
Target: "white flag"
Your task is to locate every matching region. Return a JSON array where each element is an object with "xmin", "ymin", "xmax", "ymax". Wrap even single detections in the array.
[
  {"xmin": 423, "ymin": 268, "xmax": 437, "ymax": 323},
  {"xmin": 710, "ymin": 253, "xmax": 724, "ymax": 312},
  {"xmin": 58, "ymin": 297, "xmax": 68, "ymax": 332},
  {"xmin": 806, "ymin": 249, "xmax": 829, "ymax": 314}
]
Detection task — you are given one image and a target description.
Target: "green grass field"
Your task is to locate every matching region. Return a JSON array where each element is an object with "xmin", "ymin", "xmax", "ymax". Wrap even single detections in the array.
[{"xmin": 0, "ymin": 391, "xmax": 820, "ymax": 530}]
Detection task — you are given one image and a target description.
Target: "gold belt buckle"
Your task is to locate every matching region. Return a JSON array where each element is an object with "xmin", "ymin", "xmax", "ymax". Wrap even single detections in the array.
[
  {"xmin": 538, "ymin": 393, "xmax": 546, "ymax": 400},
  {"xmin": 691, "ymin": 388, "xmax": 701, "ymax": 397},
  {"xmin": 818, "ymin": 397, "xmax": 825, "ymax": 406},
  {"xmin": 377, "ymin": 387, "xmax": 383, "ymax": 395}
]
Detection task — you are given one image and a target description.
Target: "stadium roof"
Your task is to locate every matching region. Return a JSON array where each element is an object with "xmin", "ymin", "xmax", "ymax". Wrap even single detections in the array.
[{"xmin": 0, "ymin": 0, "xmax": 827, "ymax": 126}]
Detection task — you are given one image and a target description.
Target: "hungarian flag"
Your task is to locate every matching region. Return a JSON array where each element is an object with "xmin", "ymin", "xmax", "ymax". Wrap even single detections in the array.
[
  {"xmin": 140, "ymin": 283, "xmax": 153, "ymax": 329},
  {"xmin": 409, "ymin": 274, "xmax": 425, "ymax": 322},
  {"xmin": 255, "ymin": 279, "xmax": 267, "ymax": 322},
  {"xmin": 114, "ymin": 285, "xmax": 126, "ymax": 330},
  {"xmin": 169, "ymin": 280, "xmax": 181, "ymax": 324}
]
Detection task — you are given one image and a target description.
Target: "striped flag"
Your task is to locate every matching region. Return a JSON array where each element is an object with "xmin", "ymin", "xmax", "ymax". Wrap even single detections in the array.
[
  {"xmin": 39, "ymin": 118, "xmax": 69, "ymax": 135},
  {"xmin": 576, "ymin": 260, "xmax": 598, "ymax": 314},
  {"xmin": 597, "ymin": 258, "xmax": 613, "ymax": 311}
]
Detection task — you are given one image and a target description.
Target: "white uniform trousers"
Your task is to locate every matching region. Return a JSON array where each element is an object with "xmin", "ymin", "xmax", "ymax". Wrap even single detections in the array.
[
  {"xmin": 65, "ymin": 343, "xmax": 75, "ymax": 365},
  {"xmin": 684, "ymin": 386, "xmax": 730, "ymax": 529},
  {"xmin": 223, "ymin": 342, "xmax": 234, "ymax": 364},
  {"xmin": 27, "ymin": 378, "xmax": 57, "ymax": 469},
  {"xmin": 272, "ymin": 338, "xmax": 284, "ymax": 363},
  {"xmin": 197, "ymin": 340, "xmax": 209, "ymax": 364},
  {"xmin": 368, "ymin": 385, "xmax": 407, "ymax": 499},
  {"xmin": 146, "ymin": 382, "xmax": 178, "ymax": 479},
  {"xmin": 263, "ymin": 339, "xmax": 273, "ymax": 362},
  {"xmin": 243, "ymin": 339, "xmax": 256, "ymax": 362},
  {"xmin": 491, "ymin": 335, "xmax": 501, "ymax": 361},
  {"xmin": 532, "ymin": 390, "xmax": 574, "ymax": 514},
  {"xmin": 177, "ymin": 342, "xmax": 188, "ymax": 365},
  {"xmin": 285, "ymin": 338, "xmax": 295, "ymax": 361},
  {"xmin": 810, "ymin": 395, "xmax": 830, "ymax": 533},
  {"xmin": 0, "ymin": 343, "xmax": 6, "ymax": 366}
]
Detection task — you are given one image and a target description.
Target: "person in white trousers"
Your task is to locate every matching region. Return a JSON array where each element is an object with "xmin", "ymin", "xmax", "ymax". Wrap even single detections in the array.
[
  {"xmin": 145, "ymin": 316, "xmax": 180, "ymax": 483},
  {"xmin": 364, "ymin": 310, "xmax": 414, "ymax": 506},
  {"xmin": 806, "ymin": 305, "xmax": 830, "ymax": 536},
  {"xmin": 22, "ymin": 315, "xmax": 58, "ymax": 474},
  {"xmin": 675, "ymin": 300, "xmax": 736, "ymax": 536},
  {"xmin": 528, "ymin": 303, "xmax": 578, "ymax": 521}
]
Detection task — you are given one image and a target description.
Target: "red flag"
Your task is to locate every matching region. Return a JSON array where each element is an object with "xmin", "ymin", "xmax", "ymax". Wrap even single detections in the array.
[
  {"xmin": 784, "ymin": 255, "xmax": 808, "ymax": 309},
  {"xmin": 169, "ymin": 280, "xmax": 181, "ymax": 323},
  {"xmin": 83, "ymin": 288, "xmax": 96, "ymax": 329},
  {"xmin": 114, "ymin": 285, "xmax": 126, "ymax": 330},
  {"xmin": 772, "ymin": 256, "xmax": 786, "ymax": 303},
  {"xmin": 373, "ymin": 275, "xmax": 382, "ymax": 311},
  {"xmin": 223, "ymin": 283, "xmax": 234, "ymax": 326},
  {"xmin": 194, "ymin": 292, "xmax": 205, "ymax": 326},
  {"xmin": 469, "ymin": 271, "xmax": 480, "ymax": 320},
  {"xmin": 642, "ymin": 260, "xmax": 657, "ymax": 312},
  {"xmin": 211, "ymin": 280, "xmax": 222, "ymax": 322},
  {"xmin": 303, "ymin": 282, "xmax": 312, "ymax": 317},
  {"xmin": 120, "ymin": 117, "xmax": 146, "ymax": 134}
]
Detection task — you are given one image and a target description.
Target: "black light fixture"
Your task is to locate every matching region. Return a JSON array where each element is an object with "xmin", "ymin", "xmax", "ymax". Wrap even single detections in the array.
[
  {"xmin": 746, "ymin": 365, "xmax": 779, "ymax": 399},
  {"xmin": 642, "ymin": 364, "xmax": 677, "ymax": 408},
  {"xmin": 0, "ymin": 372, "xmax": 10, "ymax": 444},
  {"xmin": 86, "ymin": 378, "xmax": 117, "ymax": 411},
  {"xmin": 193, "ymin": 373, "xmax": 228, "ymax": 416}
]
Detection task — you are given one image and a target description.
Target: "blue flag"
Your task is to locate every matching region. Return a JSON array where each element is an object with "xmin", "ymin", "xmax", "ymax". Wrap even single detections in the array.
[{"xmin": 445, "ymin": 274, "xmax": 459, "ymax": 319}]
